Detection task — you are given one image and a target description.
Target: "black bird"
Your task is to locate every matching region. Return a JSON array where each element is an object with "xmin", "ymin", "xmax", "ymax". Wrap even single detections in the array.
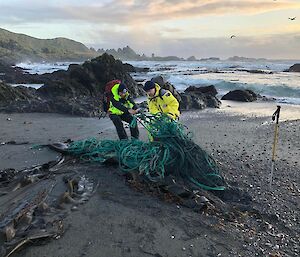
[
  {"xmin": 230, "ymin": 35, "xmax": 236, "ymax": 39},
  {"xmin": 288, "ymin": 17, "xmax": 296, "ymax": 21}
]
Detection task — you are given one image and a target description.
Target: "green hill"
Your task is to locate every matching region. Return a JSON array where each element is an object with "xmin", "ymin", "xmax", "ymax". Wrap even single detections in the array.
[{"xmin": 0, "ymin": 28, "xmax": 98, "ymax": 64}]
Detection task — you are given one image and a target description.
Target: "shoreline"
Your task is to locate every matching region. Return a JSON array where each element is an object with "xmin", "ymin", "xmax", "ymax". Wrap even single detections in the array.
[
  {"xmin": 0, "ymin": 103, "xmax": 299, "ymax": 257},
  {"xmin": 0, "ymin": 100, "xmax": 299, "ymax": 170},
  {"xmin": 219, "ymin": 100, "xmax": 300, "ymax": 121}
]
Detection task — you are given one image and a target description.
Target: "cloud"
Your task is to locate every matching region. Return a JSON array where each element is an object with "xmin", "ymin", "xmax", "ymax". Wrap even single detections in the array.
[
  {"xmin": 61, "ymin": 0, "xmax": 300, "ymax": 25},
  {"xmin": 1, "ymin": 0, "xmax": 300, "ymax": 59},
  {"xmin": 158, "ymin": 33, "xmax": 300, "ymax": 59},
  {"xmin": 1, "ymin": 0, "xmax": 300, "ymax": 25},
  {"xmin": 0, "ymin": 3, "xmax": 67, "ymax": 24}
]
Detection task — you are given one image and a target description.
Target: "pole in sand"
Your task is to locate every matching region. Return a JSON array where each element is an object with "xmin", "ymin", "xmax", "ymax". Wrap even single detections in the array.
[{"xmin": 269, "ymin": 105, "xmax": 281, "ymax": 188}]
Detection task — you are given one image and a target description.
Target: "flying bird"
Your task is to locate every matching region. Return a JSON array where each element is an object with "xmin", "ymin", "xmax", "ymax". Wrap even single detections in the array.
[
  {"xmin": 288, "ymin": 17, "xmax": 296, "ymax": 21},
  {"xmin": 230, "ymin": 35, "xmax": 236, "ymax": 39}
]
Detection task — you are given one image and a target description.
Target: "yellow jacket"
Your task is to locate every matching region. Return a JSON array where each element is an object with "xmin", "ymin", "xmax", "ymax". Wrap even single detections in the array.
[{"xmin": 148, "ymin": 83, "xmax": 180, "ymax": 119}]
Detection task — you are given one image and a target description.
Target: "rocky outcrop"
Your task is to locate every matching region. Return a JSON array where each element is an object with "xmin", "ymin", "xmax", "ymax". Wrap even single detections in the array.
[
  {"xmin": 221, "ymin": 89, "xmax": 257, "ymax": 102},
  {"xmin": 184, "ymin": 85, "xmax": 217, "ymax": 96},
  {"xmin": 237, "ymin": 69, "xmax": 273, "ymax": 74},
  {"xmin": 122, "ymin": 63, "xmax": 150, "ymax": 73},
  {"xmin": 0, "ymin": 54, "xmax": 143, "ymax": 116},
  {"xmin": 180, "ymin": 85, "xmax": 221, "ymax": 110},
  {"xmin": 286, "ymin": 64, "xmax": 300, "ymax": 72},
  {"xmin": 0, "ymin": 82, "xmax": 37, "ymax": 103},
  {"xmin": 0, "ymin": 62, "xmax": 31, "ymax": 83},
  {"xmin": 97, "ymin": 45, "xmax": 185, "ymax": 61}
]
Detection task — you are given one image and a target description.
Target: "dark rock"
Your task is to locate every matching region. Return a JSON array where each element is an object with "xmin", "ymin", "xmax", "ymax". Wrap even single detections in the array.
[
  {"xmin": 206, "ymin": 95, "xmax": 222, "ymax": 108},
  {"xmin": 180, "ymin": 85, "xmax": 221, "ymax": 110},
  {"xmin": 247, "ymin": 69, "xmax": 273, "ymax": 74},
  {"xmin": 221, "ymin": 89, "xmax": 258, "ymax": 102},
  {"xmin": 122, "ymin": 63, "xmax": 136, "ymax": 73},
  {"xmin": 185, "ymin": 85, "xmax": 218, "ymax": 96},
  {"xmin": 180, "ymin": 94, "xmax": 207, "ymax": 110},
  {"xmin": 285, "ymin": 63, "xmax": 300, "ymax": 72},
  {"xmin": 123, "ymin": 63, "xmax": 150, "ymax": 73},
  {"xmin": 236, "ymin": 69, "xmax": 273, "ymax": 74},
  {"xmin": 0, "ymin": 82, "xmax": 37, "ymax": 103},
  {"xmin": 0, "ymin": 54, "xmax": 143, "ymax": 116},
  {"xmin": 135, "ymin": 67, "xmax": 150, "ymax": 72},
  {"xmin": 0, "ymin": 61, "xmax": 58, "ymax": 84}
]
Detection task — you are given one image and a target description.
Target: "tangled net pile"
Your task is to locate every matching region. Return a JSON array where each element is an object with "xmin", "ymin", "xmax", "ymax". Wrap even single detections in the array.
[{"xmin": 67, "ymin": 113, "xmax": 225, "ymax": 191}]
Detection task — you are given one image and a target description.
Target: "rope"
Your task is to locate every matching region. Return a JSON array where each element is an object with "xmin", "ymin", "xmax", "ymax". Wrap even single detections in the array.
[{"xmin": 67, "ymin": 113, "xmax": 225, "ymax": 191}]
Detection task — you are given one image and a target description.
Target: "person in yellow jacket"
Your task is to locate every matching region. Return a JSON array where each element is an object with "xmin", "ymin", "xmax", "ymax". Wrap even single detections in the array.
[
  {"xmin": 143, "ymin": 80, "xmax": 180, "ymax": 120},
  {"xmin": 108, "ymin": 83, "xmax": 139, "ymax": 140}
]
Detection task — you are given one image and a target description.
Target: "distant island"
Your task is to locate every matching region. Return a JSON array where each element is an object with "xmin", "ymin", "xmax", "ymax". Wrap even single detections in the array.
[
  {"xmin": 0, "ymin": 27, "xmax": 194, "ymax": 64},
  {"xmin": 0, "ymin": 28, "xmax": 97, "ymax": 64},
  {"xmin": 226, "ymin": 56, "xmax": 268, "ymax": 62},
  {"xmin": 0, "ymin": 27, "xmax": 273, "ymax": 64},
  {"xmin": 0, "ymin": 28, "xmax": 219, "ymax": 64},
  {"xmin": 97, "ymin": 46, "xmax": 188, "ymax": 62}
]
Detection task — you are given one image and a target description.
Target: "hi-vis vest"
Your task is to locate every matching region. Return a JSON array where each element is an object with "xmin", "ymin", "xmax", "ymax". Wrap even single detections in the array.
[
  {"xmin": 148, "ymin": 83, "xmax": 180, "ymax": 120},
  {"xmin": 109, "ymin": 83, "xmax": 134, "ymax": 115}
]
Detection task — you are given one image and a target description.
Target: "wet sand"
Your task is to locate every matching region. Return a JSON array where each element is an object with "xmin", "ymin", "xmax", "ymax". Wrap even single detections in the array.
[
  {"xmin": 0, "ymin": 101, "xmax": 299, "ymax": 257},
  {"xmin": 220, "ymin": 100, "xmax": 300, "ymax": 121}
]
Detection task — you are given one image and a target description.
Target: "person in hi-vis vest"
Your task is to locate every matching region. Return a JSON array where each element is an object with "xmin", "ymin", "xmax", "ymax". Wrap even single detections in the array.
[{"xmin": 108, "ymin": 83, "xmax": 139, "ymax": 140}]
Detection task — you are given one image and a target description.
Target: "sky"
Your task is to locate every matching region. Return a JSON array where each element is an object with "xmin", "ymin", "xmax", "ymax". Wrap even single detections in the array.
[{"xmin": 0, "ymin": 0, "xmax": 300, "ymax": 59}]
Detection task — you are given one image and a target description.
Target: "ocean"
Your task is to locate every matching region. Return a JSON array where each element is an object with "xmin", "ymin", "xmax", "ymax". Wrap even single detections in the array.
[{"xmin": 15, "ymin": 59, "xmax": 300, "ymax": 106}]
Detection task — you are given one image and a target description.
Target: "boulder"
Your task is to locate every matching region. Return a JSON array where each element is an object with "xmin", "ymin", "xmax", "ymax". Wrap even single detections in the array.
[
  {"xmin": 180, "ymin": 85, "xmax": 221, "ymax": 110},
  {"xmin": 221, "ymin": 89, "xmax": 257, "ymax": 102},
  {"xmin": 184, "ymin": 85, "xmax": 218, "ymax": 96},
  {"xmin": 286, "ymin": 63, "xmax": 300, "ymax": 72},
  {"xmin": 180, "ymin": 94, "xmax": 207, "ymax": 110},
  {"xmin": 80, "ymin": 53, "xmax": 143, "ymax": 97},
  {"xmin": 206, "ymin": 95, "xmax": 222, "ymax": 108}
]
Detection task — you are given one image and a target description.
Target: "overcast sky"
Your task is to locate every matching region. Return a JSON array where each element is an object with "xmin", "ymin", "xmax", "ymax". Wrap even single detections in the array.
[{"xmin": 1, "ymin": 0, "xmax": 300, "ymax": 59}]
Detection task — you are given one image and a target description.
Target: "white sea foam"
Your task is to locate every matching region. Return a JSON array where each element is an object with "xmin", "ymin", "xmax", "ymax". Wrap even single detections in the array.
[
  {"xmin": 15, "ymin": 61, "xmax": 81, "ymax": 75},
  {"xmin": 9, "ymin": 83, "xmax": 44, "ymax": 89},
  {"xmin": 14, "ymin": 59, "xmax": 300, "ymax": 105},
  {"xmin": 128, "ymin": 60, "xmax": 300, "ymax": 106}
]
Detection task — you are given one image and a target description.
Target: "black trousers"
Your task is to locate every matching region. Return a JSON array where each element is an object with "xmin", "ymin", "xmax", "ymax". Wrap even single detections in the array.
[{"xmin": 109, "ymin": 113, "xmax": 139, "ymax": 140}]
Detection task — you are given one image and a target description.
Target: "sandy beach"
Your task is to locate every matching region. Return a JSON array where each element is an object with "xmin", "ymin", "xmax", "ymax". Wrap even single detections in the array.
[{"xmin": 0, "ymin": 101, "xmax": 299, "ymax": 257}]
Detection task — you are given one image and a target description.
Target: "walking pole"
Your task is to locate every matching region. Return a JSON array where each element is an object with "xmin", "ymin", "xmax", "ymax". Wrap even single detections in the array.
[{"xmin": 269, "ymin": 105, "xmax": 281, "ymax": 188}]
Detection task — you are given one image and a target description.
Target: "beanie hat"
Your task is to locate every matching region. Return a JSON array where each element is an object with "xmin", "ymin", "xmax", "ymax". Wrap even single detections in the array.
[
  {"xmin": 143, "ymin": 81, "xmax": 155, "ymax": 91},
  {"xmin": 118, "ymin": 83, "xmax": 127, "ymax": 93}
]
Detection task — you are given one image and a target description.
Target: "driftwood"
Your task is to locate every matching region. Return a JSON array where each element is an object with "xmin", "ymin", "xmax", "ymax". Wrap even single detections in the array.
[{"xmin": 0, "ymin": 156, "xmax": 97, "ymax": 257}]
